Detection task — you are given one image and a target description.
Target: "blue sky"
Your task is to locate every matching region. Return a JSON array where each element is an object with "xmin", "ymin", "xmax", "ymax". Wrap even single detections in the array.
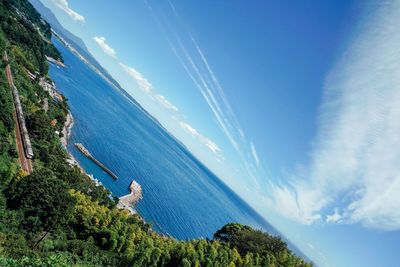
[{"xmin": 39, "ymin": 0, "xmax": 400, "ymax": 266}]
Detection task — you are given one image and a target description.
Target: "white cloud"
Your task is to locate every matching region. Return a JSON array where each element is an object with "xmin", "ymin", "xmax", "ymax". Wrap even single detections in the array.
[
  {"xmin": 119, "ymin": 63, "xmax": 152, "ymax": 93},
  {"xmin": 155, "ymin": 94, "xmax": 179, "ymax": 112},
  {"xmin": 326, "ymin": 208, "xmax": 342, "ymax": 223},
  {"xmin": 119, "ymin": 63, "xmax": 178, "ymax": 112},
  {"xmin": 250, "ymin": 141, "xmax": 260, "ymax": 166},
  {"xmin": 118, "ymin": 62, "xmax": 222, "ymax": 158},
  {"xmin": 93, "ymin": 36, "xmax": 117, "ymax": 59},
  {"xmin": 51, "ymin": 0, "xmax": 84, "ymax": 22},
  {"xmin": 179, "ymin": 121, "xmax": 222, "ymax": 156},
  {"xmin": 266, "ymin": 181, "xmax": 323, "ymax": 225},
  {"xmin": 267, "ymin": 1, "xmax": 400, "ymax": 230}
]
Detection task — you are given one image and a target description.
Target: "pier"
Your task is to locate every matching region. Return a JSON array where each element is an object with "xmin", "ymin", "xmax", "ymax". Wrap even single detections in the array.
[
  {"xmin": 118, "ymin": 180, "xmax": 143, "ymax": 210},
  {"xmin": 74, "ymin": 143, "xmax": 118, "ymax": 179}
]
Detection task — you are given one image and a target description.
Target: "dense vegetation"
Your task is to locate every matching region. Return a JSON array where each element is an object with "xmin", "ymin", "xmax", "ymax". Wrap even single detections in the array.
[{"xmin": 0, "ymin": 0, "xmax": 312, "ymax": 266}]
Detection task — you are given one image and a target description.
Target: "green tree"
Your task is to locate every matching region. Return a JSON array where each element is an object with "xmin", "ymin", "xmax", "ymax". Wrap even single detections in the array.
[
  {"xmin": 6, "ymin": 169, "xmax": 75, "ymax": 237},
  {"xmin": 214, "ymin": 223, "xmax": 287, "ymax": 255}
]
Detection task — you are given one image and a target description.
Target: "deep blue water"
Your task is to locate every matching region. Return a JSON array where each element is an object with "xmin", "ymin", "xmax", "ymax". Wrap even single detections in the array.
[{"xmin": 49, "ymin": 38, "xmax": 277, "ymax": 240}]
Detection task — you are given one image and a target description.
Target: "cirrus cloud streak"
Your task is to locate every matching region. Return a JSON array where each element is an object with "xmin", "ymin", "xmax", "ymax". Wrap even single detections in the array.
[{"xmin": 144, "ymin": 0, "xmax": 264, "ymax": 189}]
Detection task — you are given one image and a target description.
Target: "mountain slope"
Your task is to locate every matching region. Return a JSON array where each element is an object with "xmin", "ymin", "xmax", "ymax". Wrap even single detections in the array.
[
  {"xmin": 28, "ymin": 0, "xmax": 124, "ymax": 92},
  {"xmin": 28, "ymin": 0, "xmax": 87, "ymax": 52}
]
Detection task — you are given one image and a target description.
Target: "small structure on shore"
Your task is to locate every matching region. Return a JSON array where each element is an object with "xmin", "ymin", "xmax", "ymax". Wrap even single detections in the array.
[
  {"xmin": 118, "ymin": 180, "xmax": 143, "ymax": 210},
  {"xmin": 46, "ymin": 56, "xmax": 66, "ymax": 68},
  {"xmin": 39, "ymin": 77, "xmax": 63, "ymax": 102}
]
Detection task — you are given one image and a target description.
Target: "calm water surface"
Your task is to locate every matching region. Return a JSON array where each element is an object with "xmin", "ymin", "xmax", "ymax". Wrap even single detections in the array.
[{"xmin": 49, "ymin": 38, "xmax": 277, "ymax": 240}]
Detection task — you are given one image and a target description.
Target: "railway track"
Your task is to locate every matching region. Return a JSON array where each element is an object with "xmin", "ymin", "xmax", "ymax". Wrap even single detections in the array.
[{"xmin": 3, "ymin": 51, "xmax": 33, "ymax": 174}]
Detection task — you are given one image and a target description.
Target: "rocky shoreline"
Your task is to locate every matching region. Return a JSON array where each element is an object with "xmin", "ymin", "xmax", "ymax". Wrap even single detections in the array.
[
  {"xmin": 61, "ymin": 111, "xmax": 73, "ymax": 147},
  {"xmin": 61, "ymin": 111, "xmax": 81, "ymax": 169}
]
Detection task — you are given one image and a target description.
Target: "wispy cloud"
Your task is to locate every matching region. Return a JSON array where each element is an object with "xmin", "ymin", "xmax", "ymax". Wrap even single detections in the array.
[
  {"xmin": 266, "ymin": 1, "xmax": 400, "ymax": 230},
  {"xmin": 250, "ymin": 141, "xmax": 260, "ymax": 167},
  {"xmin": 144, "ymin": 0, "xmax": 400, "ymax": 231},
  {"xmin": 119, "ymin": 61, "xmax": 222, "ymax": 157},
  {"xmin": 50, "ymin": 0, "xmax": 84, "ymax": 22},
  {"xmin": 155, "ymin": 94, "xmax": 179, "ymax": 112},
  {"xmin": 179, "ymin": 121, "xmax": 222, "ymax": 157},
  {"xmin": 145, "ymin": 0, "xmax": 264, "ymax": 189},
  {"xmin": 119, "ymin": 63, "xmax": 152, "ymax": 93},
  {"xmin": 93, "ymin": 36, "xmax": 117, "ymax": 59},
  {"xmin": 326, "ymin": 208, "xmax": 342, "ymax": 224}
]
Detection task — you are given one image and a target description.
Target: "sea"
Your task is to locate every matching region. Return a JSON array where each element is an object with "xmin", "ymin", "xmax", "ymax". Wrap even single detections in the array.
[{"xmin": 49, "ymin": 37, "xmax": 278, "ymax": 241}]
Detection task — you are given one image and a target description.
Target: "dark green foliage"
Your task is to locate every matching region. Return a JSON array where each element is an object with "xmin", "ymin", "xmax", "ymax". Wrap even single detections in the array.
[
  {"xmin": 0, "ymin": 64, "xmax": 13, "ymax": 132},
  {"xmin": 213, "ymin": 223, "xmax": 309, "ymax": 266},
  {"xmin": 214, "ymin": 223, "xmax": 287, "ymax": 255},
  {"xmin": 4, "ymin": 0, "xmax": 50, "ymax": 38},
  {"xmin": 0, "ymin": 41, "xmax": 18, "ymax": 190},
  {"xmin": 43, "ymin": 41, "xmax": 62, "ymax": 61},
  {"xmin": 0, "ymin": 0, "xmax": 62, "ymax": 75},
  {"xmin": 6, "ymin": 169, "xmax": 75, "ymax": 234}
]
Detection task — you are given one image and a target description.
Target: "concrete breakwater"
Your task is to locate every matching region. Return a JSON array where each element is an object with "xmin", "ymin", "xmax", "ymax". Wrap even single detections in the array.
[
  {"xmin": 118, "ymin": 180, "xmax": 143, "ymax": 211},
  {"xmin": 74, "ymin": 143, "xmax": 118, "ymax": 179}
]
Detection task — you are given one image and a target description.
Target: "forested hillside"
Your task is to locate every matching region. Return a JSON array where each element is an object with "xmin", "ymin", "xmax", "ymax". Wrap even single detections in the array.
[{"xmin": 0, "ymin": 0, "xmax": 311, "ymax": 266}]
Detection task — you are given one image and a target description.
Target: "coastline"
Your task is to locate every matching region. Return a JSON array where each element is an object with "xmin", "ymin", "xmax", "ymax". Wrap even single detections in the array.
[
  {"xmin": 60, "ymin": 111, "xmax": 137, "ymax": 214},
  {"xmin": 61, "ymin": 111, "xmax": 80, "ymax": 168},
  {"xmin": 61, "ymin": 111, "xmax": 73, "ymax": 147}
]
